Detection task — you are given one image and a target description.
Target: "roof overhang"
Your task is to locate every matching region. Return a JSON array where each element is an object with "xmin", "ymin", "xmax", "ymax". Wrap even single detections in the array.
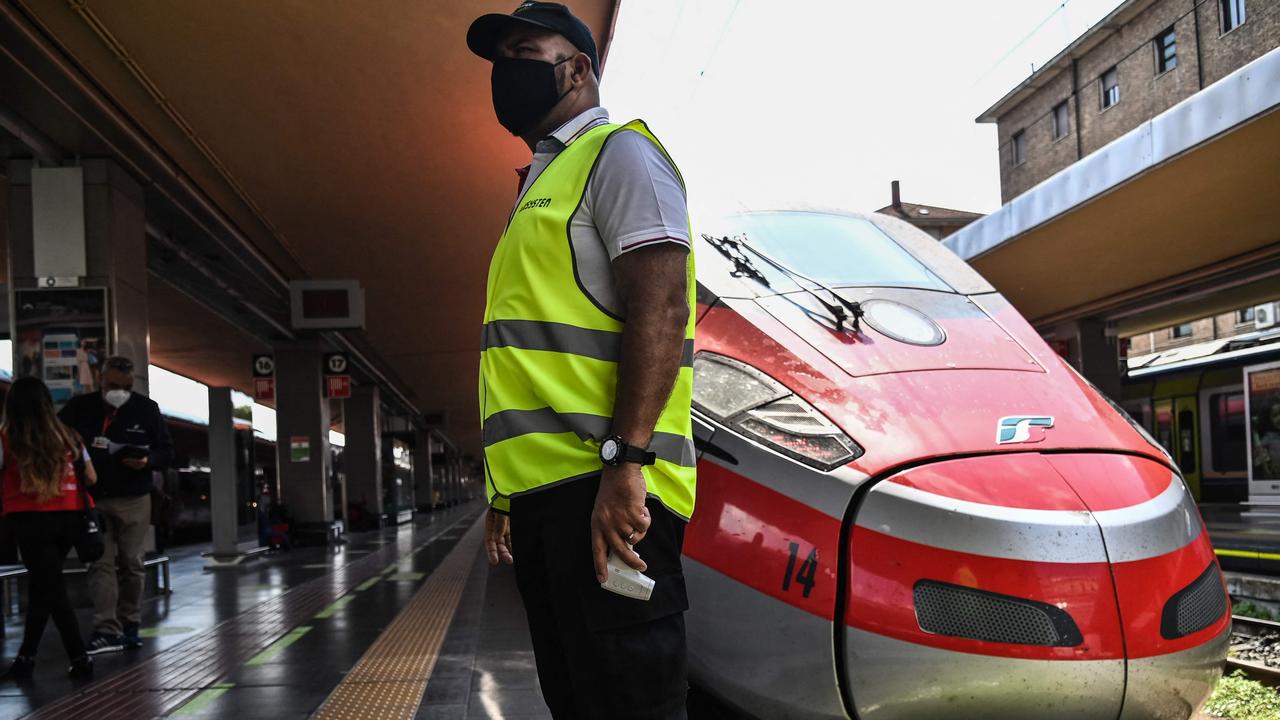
[{"xmin": 947, "ymin": 46, "xmax": 1280, "ymax": 331}]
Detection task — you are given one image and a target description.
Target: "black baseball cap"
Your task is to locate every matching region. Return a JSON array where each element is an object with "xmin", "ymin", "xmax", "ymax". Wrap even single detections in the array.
[{"xmin": 467, "ymin": 2, "xmax": 601, "ymax": 78}]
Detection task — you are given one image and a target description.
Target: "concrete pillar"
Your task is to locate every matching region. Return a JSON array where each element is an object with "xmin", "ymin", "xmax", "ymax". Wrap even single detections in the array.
[
  {"xmin": 6, "ymin": 159, "xmax": 149, "ymax": 394},
  {"xmin": 208, "ymin": 387, "xmax": 240, "ymax": 559},
  {"xmin": 344, "ymin": 384, "xmax": 383, "ymax": 526},
  {"xmin": 274, "ymin": 341, "xmax": 333, "ymax": 540},
  {"xmin": 1052, "ymin": 317, "xmax": 1122, "ymax": 401},
  {"xmin": 412, "ymin": 428, "xmax": 434, "ymax": 512}
]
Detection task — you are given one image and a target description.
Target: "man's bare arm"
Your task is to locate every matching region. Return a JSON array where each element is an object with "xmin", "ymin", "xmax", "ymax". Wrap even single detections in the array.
[
  {"xmin": 611, "ymin": 244, "xmax": 690, "ymax": 447},
  {"xmin": 590, "ymin": 243, "xmax": 689, "ymax": 582}
]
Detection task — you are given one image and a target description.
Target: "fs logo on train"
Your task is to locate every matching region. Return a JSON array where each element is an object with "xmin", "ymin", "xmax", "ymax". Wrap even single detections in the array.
[{"xmin": 996, "ymin": 416, "xmax": 1055, "ymax": 444}]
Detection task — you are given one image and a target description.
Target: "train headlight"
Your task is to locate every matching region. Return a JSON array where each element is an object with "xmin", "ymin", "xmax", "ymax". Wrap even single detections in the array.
[{"xmin": 693, "ymin": 352, "xmax": 864, "ymax": 470}]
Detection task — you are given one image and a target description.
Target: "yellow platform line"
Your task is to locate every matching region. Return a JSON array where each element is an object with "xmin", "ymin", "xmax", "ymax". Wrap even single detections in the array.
[
  {"xmin": 311, "ymin": 516, "xmax": 484, "ymax": 720},
  {"xmin": 1215, "ymin": 548, "xmax": 1280, "ymax": 561}
]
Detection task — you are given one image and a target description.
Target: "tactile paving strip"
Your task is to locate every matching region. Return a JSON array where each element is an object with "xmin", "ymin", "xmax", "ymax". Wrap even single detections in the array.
[
  {"xmin": 26, "ymin": 508, "xmax": 482, "ymax": 720},
  {"xmin": 310, "ymin": 517, "xmax": 485, "ymax": 720}
]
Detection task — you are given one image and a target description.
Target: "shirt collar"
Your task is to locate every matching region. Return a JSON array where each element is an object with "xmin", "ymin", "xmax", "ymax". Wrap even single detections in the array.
[{"xmin": 539, "ymin": 106, "xmax": 610, "ymax": 151}]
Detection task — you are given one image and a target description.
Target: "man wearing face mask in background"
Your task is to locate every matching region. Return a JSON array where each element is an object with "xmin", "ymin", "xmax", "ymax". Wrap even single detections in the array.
[
  {"xmin": 58, "ymin": 356, "xmax": 171, "ymax": 655},
  {"xmin": 469, "ymin": 3, "xmax": 695, "ymax": 718}
]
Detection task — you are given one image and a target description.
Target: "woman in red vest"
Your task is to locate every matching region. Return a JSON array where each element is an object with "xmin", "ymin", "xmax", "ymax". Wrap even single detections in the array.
[{"xmin": 2, "ymin": 377, "xmax": 97, "ymax": 678}]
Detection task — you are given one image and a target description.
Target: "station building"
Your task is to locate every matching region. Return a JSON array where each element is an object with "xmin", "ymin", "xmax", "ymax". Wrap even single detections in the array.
[
  {"xmin": 948, "ymin": 0, "xmax": 1279, "ymax": 508},
  {"xmin": 984, "ymin": 0, "xmax": 1276, "ymax": 203}
]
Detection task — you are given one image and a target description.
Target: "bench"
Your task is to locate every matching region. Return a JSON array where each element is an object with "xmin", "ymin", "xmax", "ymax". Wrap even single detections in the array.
[{"xmin": 0, "ymin": 555, "xmax": 171, "ymax": 618}]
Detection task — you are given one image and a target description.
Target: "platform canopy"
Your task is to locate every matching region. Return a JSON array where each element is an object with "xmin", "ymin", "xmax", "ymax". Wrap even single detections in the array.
[
  {"xmin": 946, "ymin": 47, "xmax": 1280, "ymax": 338},
  {"xmin": 0, "ymin": 1, "xmax": 619, "ymax": 456}
]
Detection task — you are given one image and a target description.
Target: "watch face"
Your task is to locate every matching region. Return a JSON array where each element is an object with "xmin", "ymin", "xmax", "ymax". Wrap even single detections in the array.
[{"xmin": 601, "ymin": 438, "xmax": 619, "ymax": 461}]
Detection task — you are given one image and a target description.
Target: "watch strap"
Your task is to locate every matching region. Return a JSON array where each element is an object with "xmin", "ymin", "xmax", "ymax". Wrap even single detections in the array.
[{"xmin": 619, "ymin": 442, "xmax": 657, "ymax": 466}]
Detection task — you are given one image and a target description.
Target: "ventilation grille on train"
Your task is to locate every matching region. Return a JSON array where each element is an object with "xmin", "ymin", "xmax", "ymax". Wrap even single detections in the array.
[
  {"xmin": 1160, "ymin": 562, "xmax": 1227, "ymax": 639},
  {"xmin": 913, "ymin": 580, "xmax": 1083, "ymax": 647}
]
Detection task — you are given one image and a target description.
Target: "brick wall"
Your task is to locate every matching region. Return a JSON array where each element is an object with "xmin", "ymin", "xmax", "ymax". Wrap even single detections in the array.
[
  {"xmin": 1126, "ymin": 309, "xmax": 1260, "ymax": 355},
  {"xmin": 991, "ymin": 0, "xmax": 1278, "ymax": 202},
  {"xmin": 996, "ymin": 68, "xmax": 1078, "ymax": 202},
  {"xmin": 1199, "ymin": 0, "xmax": 1280, "ymax": 84},
  {"xmin": 1075, "ymin": 0, "xmax": 1200, "ymax": 156}
]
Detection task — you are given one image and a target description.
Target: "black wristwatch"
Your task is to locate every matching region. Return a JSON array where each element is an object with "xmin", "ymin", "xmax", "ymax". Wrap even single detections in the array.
[{"xmin": 599, "ymin": 434, "xmax": 656, "ymax": 466}]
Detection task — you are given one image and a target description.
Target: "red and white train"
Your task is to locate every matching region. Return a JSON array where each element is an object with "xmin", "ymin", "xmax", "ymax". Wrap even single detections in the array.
[{"xmin": 683, "ymin": 209, "xmax": 1228, "ymax": 720}]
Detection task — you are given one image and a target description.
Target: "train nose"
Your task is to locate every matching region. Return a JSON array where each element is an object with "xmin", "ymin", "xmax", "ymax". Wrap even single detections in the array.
[
  {"xmin": 1049, "ymin": 453, "xmax": 1230, "ymax": 719},
  {"xmin": 842, "ymin": 452, "xmax": 1229, "ymax": 720}
]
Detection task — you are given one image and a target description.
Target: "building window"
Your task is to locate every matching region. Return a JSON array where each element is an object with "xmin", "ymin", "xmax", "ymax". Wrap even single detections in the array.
[
  {"xmin": 1011, "ymin": 130, "xmax": 1026, "ymax": 166},
  {"xmin": 1238, "ymin": 307, "xmax": 1256, "ymax": 323},
  {"xmin": 1100, "ymin": 66, "xmax": 1120, "ymax": 109},
  {"xmin": 1155, "ymin": 27, "xmax": 1177, "ymax": 74},
  {"xmin": 1171, "ymin": 323, "xmax": 1193, "ymax": 339},
  {"xmin": 1220, "ymin": 0, "xmax": 1246, "ymax": 33},
  {"xmin": 1051, "ymin": 100, "xmax": 1070, "ymax": 139}
]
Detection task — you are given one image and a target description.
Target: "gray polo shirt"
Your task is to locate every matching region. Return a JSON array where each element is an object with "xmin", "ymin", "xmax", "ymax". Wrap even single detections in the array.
[{"xmin": 514, "ymin": 107, "xmax": 689, "ymax": 317}]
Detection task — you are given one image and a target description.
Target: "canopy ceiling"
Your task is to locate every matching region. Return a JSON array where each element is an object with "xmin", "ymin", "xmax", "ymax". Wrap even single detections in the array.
[
  {"xmin": 9, "ymin": 0, "xmax": 619, "ymax": 456},
  {"xmin": 968, "ymin": 107, "xmax": 1280, "ymax": 330}
]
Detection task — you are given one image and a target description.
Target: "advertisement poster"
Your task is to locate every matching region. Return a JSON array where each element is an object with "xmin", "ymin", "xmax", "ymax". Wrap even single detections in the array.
[
  {"xmin": 1246, "ymin": 362, "xmax": 1280, "ymax": 501},
  {"xmin": 13, "ymin": 288, "xmax": 109, "ymax": 405}
]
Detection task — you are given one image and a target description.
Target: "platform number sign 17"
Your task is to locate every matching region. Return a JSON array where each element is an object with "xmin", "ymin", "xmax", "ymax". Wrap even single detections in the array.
[{"xmin": 783, "ymin": 542, "xmax": 818, "ymax": 598}]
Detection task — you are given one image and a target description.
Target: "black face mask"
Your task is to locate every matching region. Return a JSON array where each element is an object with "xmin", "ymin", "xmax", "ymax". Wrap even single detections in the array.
[{"xmin": 491, "ymin": 56, "xmax": 571, "ymax": 137}]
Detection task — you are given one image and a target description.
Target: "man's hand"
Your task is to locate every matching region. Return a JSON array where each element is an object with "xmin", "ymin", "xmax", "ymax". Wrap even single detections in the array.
[
  {"xmin": 591, "ymin": 463, "xmax": 651, "ymax": 583},
  {"xmin": 121, "ymin": 456, "xmax": 148, "ymax": 471},
  {"xmin": 485, "ymin": 509, "xmax": 513, "ymax": 566}
]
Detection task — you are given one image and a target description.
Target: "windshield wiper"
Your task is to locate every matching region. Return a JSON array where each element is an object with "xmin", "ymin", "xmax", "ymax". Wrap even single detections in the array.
[
  {"xmin": 703, "ymin": 233, "xmax": 770, "ymax": 287},
  {"xmin": 730, "ymin": 233, "xmax": 865, "ymax": 334}
]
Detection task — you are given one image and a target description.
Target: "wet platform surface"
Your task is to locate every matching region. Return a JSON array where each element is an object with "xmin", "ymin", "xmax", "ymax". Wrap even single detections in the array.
[
  {"xmin": 0, "ymin": 505, "xmax": 483, "ymax": 718},
  {"xmin": 0, "ymin": 504, "xmax": 739, "ymax": 719}
]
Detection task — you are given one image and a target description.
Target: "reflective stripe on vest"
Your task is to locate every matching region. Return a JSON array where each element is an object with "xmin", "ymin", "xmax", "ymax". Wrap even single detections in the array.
[{"xmin": 479, "ymin": 120, "xmax": 697, "ymax": 519}]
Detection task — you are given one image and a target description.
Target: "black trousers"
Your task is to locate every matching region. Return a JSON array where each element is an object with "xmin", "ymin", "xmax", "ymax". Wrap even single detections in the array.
[
  {"xmin": 510, "ymin": 475, "xmax": 689, "ymax": 720},
  {"xmin": 8, "ymin": 511, "xmax": 87, "ymax": 660}
]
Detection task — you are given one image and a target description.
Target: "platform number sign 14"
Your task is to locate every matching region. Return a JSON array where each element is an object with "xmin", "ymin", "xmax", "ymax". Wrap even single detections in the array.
[{"xmin": 783, "ymin": 542, "xmax": 818, "ymax": 598}]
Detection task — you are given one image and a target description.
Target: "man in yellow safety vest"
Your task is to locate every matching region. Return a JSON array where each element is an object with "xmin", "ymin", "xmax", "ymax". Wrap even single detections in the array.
[{"xmin": 469, "ymin": 2, "xmax": 696, "ymax": 717}]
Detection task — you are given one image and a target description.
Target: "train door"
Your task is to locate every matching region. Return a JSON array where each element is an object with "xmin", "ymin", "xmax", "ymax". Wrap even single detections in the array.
[
  {"xmin": 1174, "ymin": 396, "xmax": 1201, "ymax": 500},
  {"xmin": 1154, "ymin": 398, "xmax": 1201, "ymax": 499},
  {"xmin": 1199, "ymin": 380, "xmax": 1248, "ymax": 502}
]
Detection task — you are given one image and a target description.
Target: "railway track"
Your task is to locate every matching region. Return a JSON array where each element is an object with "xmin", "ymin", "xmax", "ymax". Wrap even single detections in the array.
[{"xmin": 1229, "ymin": 615, "xmax": 1280, "ymax": 685}]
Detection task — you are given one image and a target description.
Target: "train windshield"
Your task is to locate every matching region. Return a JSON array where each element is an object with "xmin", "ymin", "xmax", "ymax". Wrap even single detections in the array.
[{"xmin": 730, "ymin": 211, "xmax": 952, "ymax": 292}]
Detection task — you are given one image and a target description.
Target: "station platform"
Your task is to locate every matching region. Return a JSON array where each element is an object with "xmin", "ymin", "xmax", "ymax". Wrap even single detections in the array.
[
  {"xmin": 1203, "ymin": 502, "xmax": 1280, "ymax": 574},
  {"xmin": 0, "ymin": 504, "xmax": 557, "ymax": 720}
]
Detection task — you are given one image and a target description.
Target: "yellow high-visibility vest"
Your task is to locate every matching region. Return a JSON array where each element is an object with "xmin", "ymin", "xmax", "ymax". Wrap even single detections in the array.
[{"xmin": 479, "ymin": 120, "xmax": 696, "ymax": 518}]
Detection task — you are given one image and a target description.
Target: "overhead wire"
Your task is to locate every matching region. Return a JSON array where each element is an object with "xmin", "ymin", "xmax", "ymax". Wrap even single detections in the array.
[{"xmin": 970, "ymin": 0, "xmax": 1077, "ymax": 90}]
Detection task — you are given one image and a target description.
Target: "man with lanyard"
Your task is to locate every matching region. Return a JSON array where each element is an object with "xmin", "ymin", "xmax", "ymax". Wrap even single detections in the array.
[
  {"xmin": 58, "ymin": 356, "xmax": 172, "ymax": 654},
  {"xmin": 468, "ymin": 3, "xmax": 696, "ymax": 718}
]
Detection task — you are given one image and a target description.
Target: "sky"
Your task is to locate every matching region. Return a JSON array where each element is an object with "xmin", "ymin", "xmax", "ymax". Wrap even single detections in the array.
[{"xmin": 601, "ymin": 0, "xmax": 1125, "ymax": 216}]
